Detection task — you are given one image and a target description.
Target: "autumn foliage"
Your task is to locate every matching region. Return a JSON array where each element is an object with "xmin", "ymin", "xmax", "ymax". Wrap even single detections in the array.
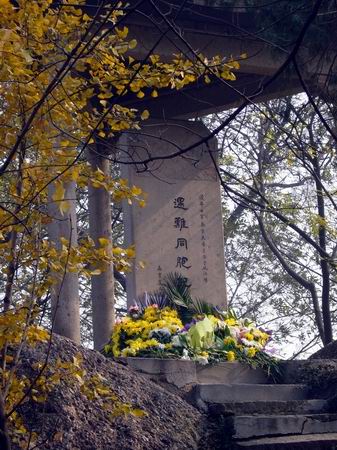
[{"xmin": 0, "ymin": 0, "xmax": 240, "ymax": 446}]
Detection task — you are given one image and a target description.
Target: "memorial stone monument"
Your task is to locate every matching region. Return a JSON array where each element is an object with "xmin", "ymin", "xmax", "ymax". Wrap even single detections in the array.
[{"xmin": 122, "ymin": 120, "xmax": 227, "ymax": 308}]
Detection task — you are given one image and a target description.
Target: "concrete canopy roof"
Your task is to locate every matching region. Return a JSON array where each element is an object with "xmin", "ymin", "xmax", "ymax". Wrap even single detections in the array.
[
  {"xmin": 117, "ymin": 0, "xmax": 335, "ymax": 118},
  {"xmin": 83, "ymin": 1, "xmax": 337, "ymax": 118}
]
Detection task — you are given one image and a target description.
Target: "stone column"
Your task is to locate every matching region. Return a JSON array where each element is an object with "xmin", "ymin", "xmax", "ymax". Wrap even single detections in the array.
[
  {"xmin": 87, "ymin": 146, "xmax": 114, "ymax": 350},
  {"xmin": 121, "ymin": 120, "xmax": 227, "ymax": 308},
  {"xmin": 47, "ymin": 181, "xmax": 81, "ymax": 343}
]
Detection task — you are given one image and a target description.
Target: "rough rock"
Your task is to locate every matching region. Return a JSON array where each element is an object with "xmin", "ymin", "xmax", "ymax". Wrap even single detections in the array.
[
  {"xmin": 12, "ymin": 334, "xmax": 204, "ymax": 450},
  {"xmin": 311, "ymin": 341, "xmax": 337, "ymax": 360},
  {"xmin": 280, "ymin": 359, "xmax": 337, "ymax": 407}
]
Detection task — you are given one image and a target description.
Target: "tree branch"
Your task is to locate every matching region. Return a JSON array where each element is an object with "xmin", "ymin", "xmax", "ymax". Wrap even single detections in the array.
[{"xmin": 256, "ymin": 212, "xmax": 325, "ymax": 344}]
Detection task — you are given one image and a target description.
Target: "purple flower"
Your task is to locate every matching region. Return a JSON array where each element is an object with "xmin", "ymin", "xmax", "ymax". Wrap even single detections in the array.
[
  {"xmin": 182, "ymin": 323, "xmax": 192, "ymax": 332},
  {"xmin": 264, "ymin": 346, "xmax": 278, "ymax": 356},
  {"xmin": 181, "ymin": 318, "xmax": 198, "ymax": 332}
]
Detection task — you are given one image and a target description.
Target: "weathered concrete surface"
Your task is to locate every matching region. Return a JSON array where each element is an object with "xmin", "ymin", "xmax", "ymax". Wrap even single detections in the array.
[
  {"xmin": 208, "ymin": 399, "xmax": 328, "ymax": 417},
  {"xmin": 122, "ymin": 120, "xmax": 227, "ymax": 308},
  {"xmin": 121, "ymin": 1, "xmax": 337, "ymax": 119},
  {"xmin": 234, "ymin": 433, "xmax": 337, "ymax": 449},
  {"xmin": 227, "ymin": 413, "xmax": 337, "ymax": 439},
  {"xmin": 125, "ymin": 358, "xmax": 270, "ymax": 388},
  {"xmin": 123, "ymin": 2, "xmax": 328, "ymax": 119},
  {"xmin": 120, "ymin": 357, "xmax": 337, "ymax": 448},
  {"xmin": 197, "ymin": 361, "xmax": 269, "ymax": 384},
  {"xmin": 196, "ymin": 383, "xmax": 309, "ymax": 403},
  {"xmin": 125, "ymin": 357, "xmax": 197, "ymax": 388}
]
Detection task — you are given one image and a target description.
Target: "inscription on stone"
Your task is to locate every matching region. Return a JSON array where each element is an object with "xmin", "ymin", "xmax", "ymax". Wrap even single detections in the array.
[
  {"xmin": 173, "ymin": 196, "xmax": 191, "ymax": 272},
  {"xmin": 199, "ymin": 193, "xmax": 208, "ymax": 284},
  {"xmin": 157, "ymin": 265, "xmax": 163, "ymax": 287},
  {"xmin": 121, "ymin": 120, "xmax": 227, "ymax": 307}
]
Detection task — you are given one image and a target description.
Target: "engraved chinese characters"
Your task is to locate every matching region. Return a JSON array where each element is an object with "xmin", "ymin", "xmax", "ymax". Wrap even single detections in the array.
[
  {"xmin": 199, "ymin": 194, "xmax": 208, "ymax": 283},
  {"xmin": 122, "ymin": 120, "xmax": 227, "ymax": 308},
  {"xmin": 174, "ymin": 197, "xmax": 191, "ymax": 271}
]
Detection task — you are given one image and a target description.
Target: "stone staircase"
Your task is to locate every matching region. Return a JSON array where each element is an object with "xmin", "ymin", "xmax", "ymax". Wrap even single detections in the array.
[
  {"xmin": 191, "ymin": 380, "xmax": 337, "ymax": 449},
  {"xmin": 124, "ymin": 358, "xmax": 337, "ymax": 449}
]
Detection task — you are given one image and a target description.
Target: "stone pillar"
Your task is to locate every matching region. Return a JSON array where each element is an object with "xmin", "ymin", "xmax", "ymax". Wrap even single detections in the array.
[
  {"xmin": 121, "ymin": 120, "xmax": 227, "ymax": 308},
  {"xmin": 47, "ymin": 181, "xmax": 81, "ymax": 343},
  {"xmin": 87, "ymin": 146, "xmax": 115, "ymax": 350}
]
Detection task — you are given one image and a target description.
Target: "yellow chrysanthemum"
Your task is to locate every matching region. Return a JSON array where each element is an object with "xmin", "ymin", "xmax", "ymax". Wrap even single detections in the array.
[
  {"xmin": 225, "ymin": 318, "xmax": 237, "ymax": 326},
  {"xmin": 224, "ymin": 337, "xmax": 237, "ymax": 346},
  {"xmin": 227, "ymin": 351, "xmax": 236, "ymax": 361},
  {"xmin": 247, "ymin": 347, "xmax": 257, "ymax": 358},
  {"xmin": 244, "ymin": 333, "xmax": 254, "ymax": 341},
  {"xmin": 109, "ymin": 306, "xmax": 183, "ymax": 358}
]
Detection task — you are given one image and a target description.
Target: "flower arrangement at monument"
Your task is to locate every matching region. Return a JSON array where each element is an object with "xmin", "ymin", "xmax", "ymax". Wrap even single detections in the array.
[
  {"xmin": 107, "ymin": 304, "xmax": 183, "ymax": 357},
  {"xmin": 104, "ymin": 273, "xmax": 278, "ymax": 374}
]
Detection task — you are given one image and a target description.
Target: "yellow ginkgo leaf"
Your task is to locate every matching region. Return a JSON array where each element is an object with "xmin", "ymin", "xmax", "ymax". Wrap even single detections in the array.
[
  {"xmin": 131, "ymin": 408, "xmax": 147, "ymax": 417},
  {"xmin": 59, "ymin": 200, "xmax": 70, "ymax": 216},
  {"xmin": 52, "ymin": 181, "xmax": 65, "ymax": 203},
  {"xmin": 99, "ymin": 237, "xmax": 110, "ymax": 247},
  {"xmin": 90, "ymin": 269, "xmax": 102, "ymax": 275},
  {"xmin": 140, "ymin": 109, "xmax": 150, "ymax": 120}
]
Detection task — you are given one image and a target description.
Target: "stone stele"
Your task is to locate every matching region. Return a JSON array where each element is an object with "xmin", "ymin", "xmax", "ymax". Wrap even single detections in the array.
[{"xmin": 121, "ymin": 120, "xmax": 227, "ymax": 308}]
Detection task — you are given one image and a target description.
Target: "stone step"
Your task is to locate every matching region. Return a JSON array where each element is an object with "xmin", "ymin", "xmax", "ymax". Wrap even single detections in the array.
[
  {"xmin": 195, "ymin": 383, "xmax": 311, "ymax": 404},
  {"xmin": 226, "ymin": 413, "xmax": 337, "ymax": 440},
  {"xmin": 233, "ymin": 432, "xmax": 337, "ymax": 449},
  {"xmin": 208, "ymin": 399, "xmax": 328, "ymax": 416}
]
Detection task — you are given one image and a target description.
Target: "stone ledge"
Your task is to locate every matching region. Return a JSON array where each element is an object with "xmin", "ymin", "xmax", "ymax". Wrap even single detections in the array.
[
  {"xmin": 123, "ymin": 357, "xmax": 197, "ymax": 388},
  {"xmin": 122, "ymin": 358, "xmax": 270, "ymax": 388},
  {"xmin": 197, "ymin": 383, "xmax": 308, "ymax": 404},
  {"xmin": 228, "ymin": 413, "xmax": 337, "ymax": 440},
  {"xmin": 235, "ymin": 433, "xmax": 337, "ymax": 449}
]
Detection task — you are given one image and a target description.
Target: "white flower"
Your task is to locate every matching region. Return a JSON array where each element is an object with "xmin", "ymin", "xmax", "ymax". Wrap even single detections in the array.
[
  {"xmin": 181, "ymin": 349, "xmax": 190, "ymax": 360},
  {"xmin": 194, "ymin": 355, "xmax": 209, "ymax": 365},
  {"xmin": 228, "ymin": 326, "xmax": 240, "ymax": 339},
  {"xmin": 171, "ymin": 334, "xmax": 183, "ymax": 348},
  {"xmin": 149, "ymin": 327, "xmax": 171, "ymax": 339},
  {"xmin": 216, "ymin": 320, "xmax": 226, "ymax": 331},
  {"xmin": 241, "ymin": 338, "xmax": 261, "ymax": 348}
]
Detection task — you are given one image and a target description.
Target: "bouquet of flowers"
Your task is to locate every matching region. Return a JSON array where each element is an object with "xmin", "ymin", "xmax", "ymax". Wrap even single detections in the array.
[
  {"xmin": 104, "ymin": 304, "xmax": 183, "ymax": 358},
  {"xmin": 171, "ymin": 312, "xmax": 275, "ymax": 373},
  {"xmin": 104, "ymin": 274, "xmax": 278, "ymax": 375}
]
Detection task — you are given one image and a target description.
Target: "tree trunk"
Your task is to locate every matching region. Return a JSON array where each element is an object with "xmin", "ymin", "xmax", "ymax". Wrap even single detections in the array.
[
  {"xmin": 87, "ymin": 147, "xmax": 114, "ymax": 350},
  {"xmin": 0, "ymin": 396, "xmax": 10, "ymax": 450},
  {"xmin": 47, "ymin": 181, "xmax": 81, "ymax": 343},
  {"xmin": 313, "ymin": 155, "xmax": 332, "ymax": 345}
]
